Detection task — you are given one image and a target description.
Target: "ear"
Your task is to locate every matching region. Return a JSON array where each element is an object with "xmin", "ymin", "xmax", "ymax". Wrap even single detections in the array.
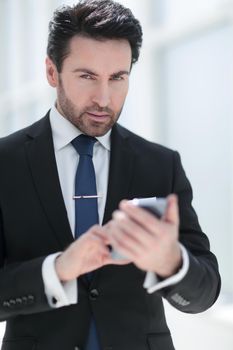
[{"xmin": 46, "ymin": 57, "xmax": 59, "ymax": 87}]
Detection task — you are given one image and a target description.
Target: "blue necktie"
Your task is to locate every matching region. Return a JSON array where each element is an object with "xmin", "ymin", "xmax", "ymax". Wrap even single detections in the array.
[
  {"xmin": 72, "ymin": 135, "xmax": 99, "ymax": 236},
  {"xmin": 72, "ymin": 135, "xmax": 101, "ymax": 350}
]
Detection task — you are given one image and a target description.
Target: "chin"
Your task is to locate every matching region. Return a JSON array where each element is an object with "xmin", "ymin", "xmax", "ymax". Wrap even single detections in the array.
[
  {"xmin": 79, "ymin": 122, "xmax": 113, "ymax": 137},
  {"xmin": 86, "ymin": 128, "xmax": 110, "ymax": 137}
]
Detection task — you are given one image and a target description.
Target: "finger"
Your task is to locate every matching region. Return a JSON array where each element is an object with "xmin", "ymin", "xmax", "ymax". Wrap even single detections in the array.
[
  {"xmin": 109, "ymin": 227, "xmax": 143, "ymax": 259},
  {"xmin": 119, "ymin": 200, "xmax": 163, "ymax": 235},
  {"xmin": 91, "ymin": 226, "xmax": 111, "ymax": 245},
  {"xmin": 163, "ymin": 194, "xmax": 179, "ymax": 226},
  {"xmin": 112, "ymin": 210, "xmax": 155, "ymax": 249}
]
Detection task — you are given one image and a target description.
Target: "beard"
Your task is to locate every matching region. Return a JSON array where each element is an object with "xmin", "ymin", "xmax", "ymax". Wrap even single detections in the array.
[{"xmin": 56, "ymin": 77, "xmax": 123, "ymax": 137}]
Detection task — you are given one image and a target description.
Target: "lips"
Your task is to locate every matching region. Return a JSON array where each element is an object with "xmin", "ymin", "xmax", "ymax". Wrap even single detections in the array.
[
  {"xmin": 86, "ymin": 112, "xmax": 110, "ymax": 118},
  {"xmin": 85, "ymin": 112, "xmax": 111, "ymax": 123}
]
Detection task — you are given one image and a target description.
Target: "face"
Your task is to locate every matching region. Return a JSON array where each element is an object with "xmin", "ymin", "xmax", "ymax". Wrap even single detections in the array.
[{"xmin": 46, "ymin": 36, "xmax": 132, "ymax": 136}]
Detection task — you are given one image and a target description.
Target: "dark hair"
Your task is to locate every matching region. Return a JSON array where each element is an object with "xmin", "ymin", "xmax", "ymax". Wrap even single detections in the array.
[{"xmin": 47, "ymin": 0, "xmax": 143, "ymax": 72}]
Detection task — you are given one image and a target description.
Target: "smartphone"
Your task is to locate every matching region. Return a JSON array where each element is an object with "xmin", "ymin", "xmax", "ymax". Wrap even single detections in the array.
[
  {"xmin": 131, "ymin": 197, "xmax": 167, "ymax": 218},
  {"xmin": 111, "ymin": 196, "xmax": 167, "ymax": 260}
]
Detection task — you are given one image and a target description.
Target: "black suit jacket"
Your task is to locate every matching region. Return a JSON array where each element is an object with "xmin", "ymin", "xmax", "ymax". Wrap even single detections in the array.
[{"xmin": 0, "ymin": 112, "xmax": 220, "ymax": 350}]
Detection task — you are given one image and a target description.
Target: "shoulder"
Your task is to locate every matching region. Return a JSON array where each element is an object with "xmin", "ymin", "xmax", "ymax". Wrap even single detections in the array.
[
  {"xmin": 0, "ymin": 113, "xmax": 50, "ymax": 153},
  {"xmin": 114, "ymin": 123, "xmax": 177, "ymax": 160}
]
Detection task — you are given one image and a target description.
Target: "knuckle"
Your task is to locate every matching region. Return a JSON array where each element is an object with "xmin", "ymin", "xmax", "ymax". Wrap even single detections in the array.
[{"xmin": 92, "ymin": 224, "xmax": 100, "ymax": 230}]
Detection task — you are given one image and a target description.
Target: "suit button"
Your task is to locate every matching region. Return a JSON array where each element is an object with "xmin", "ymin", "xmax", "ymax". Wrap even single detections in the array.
[
  {"xmin": 28, "ymin": 295, "xmax": 35, "ymax": 304},
  {"xmin": 22, "ymin": 296, "xmax": 28, "ymax": 304},
  {"xmin": 16, "ymin": 298, "xmax": 23, "ymax": 305},
  {"xmin": 3, "ymin": 301, "xmax": 10, "ymax": 308},
  {"xmin": 89, "ymin": 289, "xmax": 99, "ymax": 300},
  {"xmin": 9, "ymin": 299, "xmax": 16, "ymax": 307}
]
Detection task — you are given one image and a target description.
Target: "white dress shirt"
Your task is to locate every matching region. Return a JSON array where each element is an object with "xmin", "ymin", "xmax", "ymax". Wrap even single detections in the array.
[{"xmin": 42, "ymin": 105, "xmax": 189, "ymax": 308}]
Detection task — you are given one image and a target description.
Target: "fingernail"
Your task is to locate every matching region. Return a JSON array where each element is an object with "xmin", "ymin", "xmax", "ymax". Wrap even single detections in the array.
[{"xmin": 113, "ymin": 210, "xmax": 125, "ymax": 220}]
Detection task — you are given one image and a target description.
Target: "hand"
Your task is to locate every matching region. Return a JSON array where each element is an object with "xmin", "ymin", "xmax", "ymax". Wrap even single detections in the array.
[
  {"xmin": 107, "ymin": 194, "xmax": 182, "ymax": 277},
  {"xmin": 55, "ymin": 225, "xmax": 130, "ymax": 282}
]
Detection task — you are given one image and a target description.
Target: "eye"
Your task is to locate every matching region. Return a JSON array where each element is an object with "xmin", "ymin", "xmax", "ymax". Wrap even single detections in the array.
[
  {"xmin": 80, "ymin": 74, "xmax": 94, "ymax": 80},
  {"xmin": 111, "ymin": 75, "xmax": 124, "ymax": 81}
]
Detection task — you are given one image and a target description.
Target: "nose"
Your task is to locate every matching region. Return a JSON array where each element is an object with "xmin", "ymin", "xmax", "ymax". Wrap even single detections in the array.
[{"xmin": 92, "ymin": 82, "xmax": 111, "ymax": 108}]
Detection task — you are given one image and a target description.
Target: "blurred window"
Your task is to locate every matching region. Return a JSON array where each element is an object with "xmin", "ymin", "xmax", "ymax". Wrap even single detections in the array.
[
  {"xmin": 151, "ymin": 0, "xmax": 229, "ymax": 25},
  {"xmin": 160, "ymin": 24, "xmax": 233, "ymax": 294},
  {"xmin": 0, "ymin": 0, "xmax": 56, "ymax": 136},
  {"xmin": 152, "ymin": 0, "xmax": 233, "ymax": 295}
]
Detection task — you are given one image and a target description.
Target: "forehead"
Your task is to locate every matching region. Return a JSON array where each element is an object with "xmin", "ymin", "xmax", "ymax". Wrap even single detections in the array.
[{"xmin": 63, "ymin": 35, "xmax": 132, "ymax": 73}]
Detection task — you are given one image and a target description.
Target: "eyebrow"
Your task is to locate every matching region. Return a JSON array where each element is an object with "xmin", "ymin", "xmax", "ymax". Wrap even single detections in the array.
[{"xmin": 72, "ymin": 68, "xmax": 130, "ymax": 77}]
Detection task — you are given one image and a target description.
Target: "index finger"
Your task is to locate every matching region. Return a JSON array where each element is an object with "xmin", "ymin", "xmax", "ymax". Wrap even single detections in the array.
[
  {"xmin": 90, "ymin": 225, "xmax": 111, "ymax": 245},
  {"xmin": 119, "ymin": 200, "xmax": 162, "ymax": 232}
]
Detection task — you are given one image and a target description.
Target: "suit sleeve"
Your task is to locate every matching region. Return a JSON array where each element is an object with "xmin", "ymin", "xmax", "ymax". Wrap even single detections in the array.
[
  {"xmin": 0, "ymin": 208, "xmax": 53, "ymax": 321},
  {"xmin": 158, "ymin": 151, "xmax": 221, "ymax": 313}
]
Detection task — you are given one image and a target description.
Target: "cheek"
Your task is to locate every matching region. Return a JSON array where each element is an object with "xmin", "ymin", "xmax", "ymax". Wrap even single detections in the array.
[
  {"xmin": 64, "ymin": 81, "xmax": 92, "ymax": 105},
  {"xmin": 112, "ymin": 84, "xmax": 129, "ymax": 105},
  {"xmin": 115, "ymin": 88, "xmax": 128, "ymax": 107}
]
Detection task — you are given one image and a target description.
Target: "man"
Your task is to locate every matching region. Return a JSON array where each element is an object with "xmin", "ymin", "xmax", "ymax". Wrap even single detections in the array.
[{"xmin": 0, "ymin": 1, "xmax": 220, "ymax": 350}]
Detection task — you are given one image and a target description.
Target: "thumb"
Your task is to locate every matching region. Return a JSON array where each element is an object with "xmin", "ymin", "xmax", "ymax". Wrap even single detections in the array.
[{"xmin": 163, "ymin": 194, "xmax": 179, "ymax": 226}]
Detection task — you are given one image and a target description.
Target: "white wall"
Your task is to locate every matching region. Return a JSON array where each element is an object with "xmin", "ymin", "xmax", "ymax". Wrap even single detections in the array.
[{"xmin": 161, "ymin": 23, "xmax": 233, "ymax": 294}]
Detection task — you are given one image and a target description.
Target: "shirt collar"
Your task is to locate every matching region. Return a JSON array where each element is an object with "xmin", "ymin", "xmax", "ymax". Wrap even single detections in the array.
[{"xmin": 49, "ymin": 105, "xmax": 111, "ymax": 151}]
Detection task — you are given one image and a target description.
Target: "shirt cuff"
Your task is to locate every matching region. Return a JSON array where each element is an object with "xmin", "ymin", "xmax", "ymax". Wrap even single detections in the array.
[
  {"xmin": 143, "ymin": 244, "xmax": 189, "ymax": 294},
  {"xmin": 42, "ymin": 253, "xmax": 78, "ymax": 308}
]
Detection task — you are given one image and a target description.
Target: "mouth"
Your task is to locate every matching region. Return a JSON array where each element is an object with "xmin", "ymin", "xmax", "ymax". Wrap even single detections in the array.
[{"xmin": 86, "ymin": 112, "xmax": 111, "ymax": 122}]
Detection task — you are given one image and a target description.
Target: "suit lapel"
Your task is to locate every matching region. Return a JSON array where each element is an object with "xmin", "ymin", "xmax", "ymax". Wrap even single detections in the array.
[
  {"xmin": 103, "ymin": 124, "xmax": 136, "ymax": 224},
  {"xmin": 25, "ymin": 113, "xmax": 74, "ymax": 249}
]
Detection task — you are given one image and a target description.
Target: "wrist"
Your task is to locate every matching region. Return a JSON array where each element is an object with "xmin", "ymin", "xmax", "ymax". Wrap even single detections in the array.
[
  {"xmin": 55, "ymin": 253, "xmax": 80, "ymax": 282},
  {"xmin": 157, "ymin": 246, "xmax": 182, "ymax": 278},
  {"xmin": 55, "ymin": 254, "xmax": 67, "ymax": 282}
]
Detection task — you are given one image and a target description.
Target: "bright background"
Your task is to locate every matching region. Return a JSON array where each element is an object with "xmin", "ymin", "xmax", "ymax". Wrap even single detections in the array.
[{"xmin": 1, "ymin": 0, "xmax": 233, "ymax": 348}]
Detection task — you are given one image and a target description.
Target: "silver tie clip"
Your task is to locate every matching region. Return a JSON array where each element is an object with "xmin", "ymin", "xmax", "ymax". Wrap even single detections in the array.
[{"xmin": 73, "ymin": 195, "xmax": 103, "ymax": 199}]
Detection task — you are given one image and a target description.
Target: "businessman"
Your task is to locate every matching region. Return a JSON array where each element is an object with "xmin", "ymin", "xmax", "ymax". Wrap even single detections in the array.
[{"xmin": 0, "ymin": 1, "xmax": 220, "ymax": 349}]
